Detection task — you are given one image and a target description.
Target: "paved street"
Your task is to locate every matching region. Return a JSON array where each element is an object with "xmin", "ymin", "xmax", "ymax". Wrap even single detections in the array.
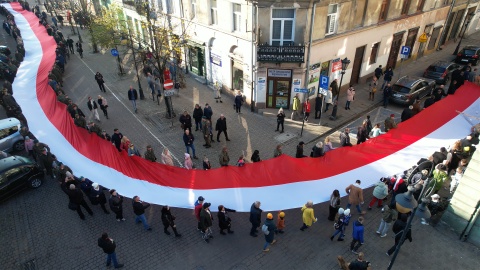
[{"xmin": 1, "ymin": 3, "xmax": 480, "ymax": 269}]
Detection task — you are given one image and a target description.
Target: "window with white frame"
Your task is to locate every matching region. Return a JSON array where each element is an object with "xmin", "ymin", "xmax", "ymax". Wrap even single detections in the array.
[
  {"xmin": 211, "ymin": 0, "xmax": 218, "ymax": 25},
  {"xmin": 326, "ymin": 4, "xmax": 338, "ymax": 35},
  {"xmin": 191, "ymin": 0, "xmax": 197, "ymax": 19},
  {"xmin": 271, "ymin": 9, "xmax": 295, "ymax": 46},
  {"xmin": 233, "ymin": 3, "xmax": 241, "ymax": 31}
]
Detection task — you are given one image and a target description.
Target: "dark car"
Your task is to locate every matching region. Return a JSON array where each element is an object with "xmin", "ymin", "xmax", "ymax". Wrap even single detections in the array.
[
  {"xmin": 455, "ymin": 46, "xmax": 480, "ymax": 65},
  {"xmin": 423, "ymin": 61, "xmax": 461, "ymax": 85},
  {"xmin": 390, "ymin": 76, "xmax": 436, "ymax": 105},
  {"xmin": 0, "ymin": 156, "xmax": 44, "ymax": 202},
  {"xmin": 0, "ymin": 45, "xmax": 11, "ymax": 56}
]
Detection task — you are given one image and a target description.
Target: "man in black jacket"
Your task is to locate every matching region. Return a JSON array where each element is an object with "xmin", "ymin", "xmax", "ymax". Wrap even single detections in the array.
[
  {"xmin": 193, "ymin": 104, "xmax": 203, "ymax": 131},
  {"xmin": 111, "ymin": 129, "xmax": 123, "ymax": 152},
  {"xmin": 314, "ymin": 93, "xmax": 323, "ymax": 119},
  {"xmin": 94, "ymin": 72, "xmax": 106, "ymax": 92},
  {"xmin": 98, "ymin": 232, "xmax": 124, "ymax": 268},
  {"xmin": 109, "ymin": 189, "xmax": 125, "ymax": 221},
  {"xmin": 67, "ymin": 184, "xmax": 93, "ymax": 220},
  {"xmin": 249, "ymin": 201, "xmax": 262, "ymax": 237},
  {"xmin": 215, "ymin": 114, "xmax": 230, "ymax": 142},
  {"xmin": 387, "ymin": 214, "xmax": 412, "ymax": 256},
  {"xmin": 127, "ymin": 86, "xmax": 138, "ymax": 113},
  {"xmin": 132, "ymin": 196, "xmax": 152, "ymax": 231}
]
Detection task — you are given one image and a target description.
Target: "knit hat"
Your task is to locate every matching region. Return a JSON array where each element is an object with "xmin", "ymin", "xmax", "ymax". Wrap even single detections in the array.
[
  {"xmin": 267, "ymin": 213, "xmax": 273, "ymax": 219},
  {"xmin": 338, "ymin": 208, "xmax": 344, "ymax": 215},
  {"xmin": 279, "ymin": 212, "xmax": 285, "ymax": 218},
  {"xmin": 92, "ymin": 183, "xmax": 99, "ymax": 191},
  {"xmin": 185, "ymin": 153, "xmax": 190, "ymax": 158},
  {"xmin": 198, "ymin": 196, "xmax": 205, "ymax": 202},
  {"xmin": 69, "ymin": 184, "xmax": 75, "ymax": 190},
  {"xmin": 203, "ymin": 202, "xmax": 211, "ymax": 209},
  {"xmin": 431, "ymin": 194, "xmax": 440, "ymax": 202},
  {"xmin": 25, "ymin": 136, "xmax": 30, "ymax": 140},
  {"xmin": 344, "ymin": 209, "xmax": 351, "ymax": 215},
  {"xmin": 390, "ymin": 114, "xmax": 395, "ymax": 117},
  {"xmin": 65, "ymin": 171, "xmax": 73, "ymax": 178}
]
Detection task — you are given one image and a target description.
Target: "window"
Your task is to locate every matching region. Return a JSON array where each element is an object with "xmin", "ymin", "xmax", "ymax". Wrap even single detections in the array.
[
  {"xmin": 211, "ymin": 0, "xmax": 218, "ymax": 25},
  {"xmin": 157, "ymin": 0, "xmax": 163, "ymax": 12},
  {"xmin": 233, "ymin": 3, "xmax": 241, "ymax": 31},
  {"xmin": 369, "ymin": 42, "xmax": 380, "ymax": 64},
  {"xmin": 271, "ymin": 9, "xmax": 295, "ymax": 46},
  {"xmin": 401, "ymin": 0, "xmax": 411, "ymax": 15},
  {"xmin": 379, "ymin": 0, "xmax": 389, "ymax": 22},
  {"xmin": 326, "ymin": 4, "xmax": 337, "ymax": 35},
  {"xmin": 191, "ymin": 0, "xmax": 197, "ymax": 19},
  {"xmin": 417, "ymin": 0, "xmax": 426, "ymax": 11},
  {"xmin": 166, "ymin": 0, "xmax": 175, "ymax": 14}
]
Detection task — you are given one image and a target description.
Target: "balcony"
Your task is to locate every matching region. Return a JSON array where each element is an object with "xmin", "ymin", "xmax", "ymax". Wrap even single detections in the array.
[{"xmin": 257, "ymin": 44, "xmax": 305, "ymax": 63}]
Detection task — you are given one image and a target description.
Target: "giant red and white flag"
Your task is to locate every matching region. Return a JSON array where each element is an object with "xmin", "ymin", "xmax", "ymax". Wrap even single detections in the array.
[{"xmin": 5, "ymin": 2, "xmax": 480, "ymax": 211}]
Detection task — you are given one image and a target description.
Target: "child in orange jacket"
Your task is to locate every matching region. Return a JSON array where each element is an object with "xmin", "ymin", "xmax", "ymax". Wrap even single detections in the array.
[{"xmin": 276, "ymin": 211, "xmax": 286, "ymax": 234}]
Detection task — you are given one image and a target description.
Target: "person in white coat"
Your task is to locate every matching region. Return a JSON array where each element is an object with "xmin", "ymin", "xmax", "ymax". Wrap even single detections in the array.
[{"xmin": 324, "ymin": 87, "xmax": 333, "ymax": 112}]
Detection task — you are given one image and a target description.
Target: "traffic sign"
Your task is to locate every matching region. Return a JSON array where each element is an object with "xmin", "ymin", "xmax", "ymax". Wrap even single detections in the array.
[
  {"xmin": 110, "ymin": 49, "xmax": 119, "ymax": 57},
  {"xmin": 418, "ymin": 33, "xmax": 428, "ymax": 43},
  {"xmin": 400, "ymin": 46, "xmax": 411, "ymax": 56},
  {"xmin": 319, "ymin": 75, "xmax": 329, "ymax": 90},
  {"xmin": 294, "ymin": 88, "xmax": 308, "ymax": 93},
  {"xmin": 318, "ymin": 88, "xmax": 328, "ymax": 95},
  {"xmin": 164, "ymin": 79, "xmax": 174, "ymax": 90}
]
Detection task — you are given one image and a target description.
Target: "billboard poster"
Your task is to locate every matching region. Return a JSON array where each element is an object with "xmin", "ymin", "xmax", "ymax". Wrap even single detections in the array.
[{"xmin": 307, "ymin": 63, "xmax": 321, "ymax": 97}]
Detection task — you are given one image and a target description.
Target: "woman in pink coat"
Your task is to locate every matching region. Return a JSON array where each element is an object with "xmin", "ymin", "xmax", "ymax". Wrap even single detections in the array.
[{"xmin": 345, "ymin": 85, "xmax": 355, "ymax": 110}]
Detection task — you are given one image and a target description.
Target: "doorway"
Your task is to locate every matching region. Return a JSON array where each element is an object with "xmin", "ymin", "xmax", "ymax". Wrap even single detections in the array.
[
  {"xmin": 404, "ymin": 28, "xmax": 419, "ymax": 59},
  {"xmin": 351, "ymin": 46, "xmax": 366, "ymax": 85},
  {"xmin": 266, "ymin": 69, "xmax": 292, "ymax": 109},
  {"xmin": 417, "ymin": 24, "xmax": 432, "ymax": 58},
  {"xmin": 387, "ymin": 32, "xmax": 404, "ymax": 69}
]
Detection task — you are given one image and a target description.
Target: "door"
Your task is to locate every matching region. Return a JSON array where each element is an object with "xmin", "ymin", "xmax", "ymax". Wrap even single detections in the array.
[
  {"xmin": 351, "ymin": 46, "xmax": 366, "ymax": 85},
  {"xmin": 427, "ymin": 26, "xmax": 442, "ymax": 50},
  {"xmin": 418, "ymin": 25, "xmax": 433, "ymax": 58},
  {"xmin": 404, "ymin": 28, "xmax": 419, "ymax": 59},
  {"xmin": 267, "ymin": 79, "xmax": 290, "ymax": 109},
  {"xmin": 387, "ymin": 33, "xmax": 404, "ymax": 69},
  {"xmin": 448, "ymin": 10, "xmax": 465, "ymax": 42}
]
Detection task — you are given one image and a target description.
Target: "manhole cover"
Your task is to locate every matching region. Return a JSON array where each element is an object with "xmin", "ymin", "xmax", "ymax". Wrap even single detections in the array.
[{"xmin": 274, "ymin": 132, "xmax": 297, "ymax": 144}]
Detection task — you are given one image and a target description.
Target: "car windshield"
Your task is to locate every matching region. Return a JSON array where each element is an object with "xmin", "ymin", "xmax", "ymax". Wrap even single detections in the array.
[
  {"xmin": 463, "ymin": 49, "xmax": 476, "ymax": 56},
  {"xmin": 427, "ymin": 66, "xmax": 446, "ymax": 72},
  {"xmin": 392, "ymin": 85, "xmax": 411, "ymax": 94}
]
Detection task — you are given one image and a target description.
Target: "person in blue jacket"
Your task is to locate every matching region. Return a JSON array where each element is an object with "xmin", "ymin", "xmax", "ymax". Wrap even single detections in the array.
[{"xmin": 350, "ymin": 216, "xmax": 365, "ymax": 254}]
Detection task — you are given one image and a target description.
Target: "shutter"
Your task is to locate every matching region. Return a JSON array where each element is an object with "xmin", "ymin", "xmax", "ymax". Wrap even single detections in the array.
[{"xmin": 327, "ymin": 14, "xmax": 336, "ymax": 34}]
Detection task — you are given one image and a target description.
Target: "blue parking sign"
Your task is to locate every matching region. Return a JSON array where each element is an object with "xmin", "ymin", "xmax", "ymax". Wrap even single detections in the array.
[
  {"xmin": 400, "ymin": 46, "xmax": 411, "ymax": 56},
  {"xmin": 319, "ymin": 75, "xmax": 329, "ymax": 90}
]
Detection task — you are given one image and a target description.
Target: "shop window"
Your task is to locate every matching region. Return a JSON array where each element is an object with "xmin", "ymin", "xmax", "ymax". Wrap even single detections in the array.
[
  {"xmin": 232, "ymin": 62, "xmax": 243, "ymax": 90},
  {"xmin": 369, "ymin": 42, "xmax": 380, "ymax": 64},
  {"xmin": 271, "ymin": 9, "xmax": 295, "ymax": 46},
  {"xmin": 326, "ymin": 4, "xmax": 337, "ymax": 35}
]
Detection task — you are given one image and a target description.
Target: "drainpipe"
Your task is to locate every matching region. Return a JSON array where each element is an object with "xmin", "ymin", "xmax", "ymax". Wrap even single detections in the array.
[
  {"xmin": 250, "ymin": 1, "xmax": 257, "ymax": 112},
  {"xmin": 437, "ymin": 0, "xmax": 457, "ymax": 50}
]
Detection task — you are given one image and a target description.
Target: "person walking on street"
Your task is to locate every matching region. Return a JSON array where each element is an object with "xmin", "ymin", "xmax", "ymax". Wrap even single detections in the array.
[
  {"xmin": 193, "ymin": 104, "xmax": 203, "ymax": 131},
  {"xmin": 330, "ymin": 79, "xmax": 339, "ymax": 99},
  {"xmin": 368, "ymin": 178, "xmax": 388, "ymax": 209},
  {"xmin": 375, "ymin": 65, "xmax": 383, "ymax": 80},
  {"xmin": 382, "ymin": 67, "xmax": 393, "ymax": 89},
  {"xmin": 161, "ymin": 206, "xmax": 182, "ymax": 237},
  {"xmin": 213, "ymin": 81, "xmax": 222, "ymax": 103},
  {"xmin": 146, "ymin": 73, "xmax": 155, "ymax": 100},
  {"xmin": 179, "ymin": 110, "xmax": 193, "ymax": 133},
  {"xmin": 202, "ymin": 117, "xmax": 212, "ymax": 148},
  {"xmin": 234, "ymin": 91, "xmax": 243, "ymax": 114},
  {"xmin": 200, "ymin": 202, "xmax": 214, "ymax": 243},
  {"xmin": 97, "ymin": 95, "xmax": 109, "ymax": 119},
  {"xmin": 376, "ymin": 205, "xmax": 397, "ymax": 237},
  {"xmin": 369, "ymin": 77, "xmax": 378, "ymax": 101},
  {"xmin": 97, "ymin": 233, "xmax": 124, "ymax": 269},
  {"xmin": 350, "ymin": 216, "xmax": 365, "ymax": 254},
  {"xmin": 161, "ymin": 148, "xmax": 174, "ymax": 166},
  {"xmin": 337, "ymin": 252, "xmax": 371, "ymax": 270},
  {"xmin": 95, "ymin": 72, "xmax": 106, "ymax": 92},
  {"xmin": 387, "ymin": 214, "xmax": 412, "ymax": 256},
  {"xmin": 144, "ymin": 145, "xmax": 157, "ymax": 162},
  {"xmin": 324, "ymin": 88, "xmax": 333, "ymax": 112},
  {"xmin": 194, "ymin": 196, "xmax": 205, "ymax": 231},
  {"xmin": 330, "ymin": 208, "xmax": 351, "ymax": 241},
  {"xmin": 215, "ymin": 114, "xmax": 230, "ymax": 142},
  {"xmin": 203, "ymin": 103, "xmax": 213, "ymax": 120},
  {"xmin": 345, "ymin": 180, "xmax": 365, "ymax": 214},
  {"xmin": 89, "ymin": 183, "xmax": 110, "ymax": 214},
  {"xmin": 300, "ymin": 200, "xmax": 317, "ymax": 231},
  {"xmin": 303, "ymin": 98, "xmax": 311, "ymax": 122},
  {"xmin": 76, "ymin": 42, "xmax": 83, "ymax": 58},
  {"xmin": 111, "ymin": 129, "xmax": 123, "ymax": 152},
  {"xmin": 262, "ymin": 213, "xmax": 277, "ymax": 252},
  {"xmin": 291, "ymin": 93, "xmax": 301, "ymax": 120},
  {"xmin": 314, "ymin": 94, "xmax": 322, "ymax": 119},
  {"xmin": 219, "ymin": 146, "xmax": 230, "ymax": 167},
  {"xmin": 218, "ymin": 205, "xmax": 236, "ymax": 235},
  {"xmin": 328, "ymin": 190, "xmax": 341, "ymax": 221},
  {"xmin": 132, "ymin": 196, "xmax": 152, "ymax": 231},
  {"xmin": 249, "ymin": 201, "xmax": 262, "ymax": 237},
  {"xmin": 183, "ymin": 129, "xmax": 198, "ymax": 159},
  {"xmin": 184, "ymin": 153, "xmax": 193, "ymax": 169},
  {"xmin": 67, "ymin": 184, "xmax": 94, "ymax": 220},
  {"xmin": 109, "ymin": 189, "xmax": 125, "ymax": 221},
  {"xmin": 296, "ymin": 141, "xmax": 307, "ymax": 158},
  {"xmin": 384, "ymin": 114, "xmax": 397, "ymax": 132},
  {"xmin": 345, "ymin": 85, "xmax": 355, "ymax": 110},
  {"xmin": 383, "ymin": 82, "xmax": 392, "ymax": 108},
  {"xmin": 340, "ymin": 128, "xmax": 353, "ymax": 147},
  {"xmin": 87, "ymin": 96, "xmax": 100, "ymax": 122},
  {"xmin": 127, "ymin": 86, "xmax": 138, "ymax": 113},
  {"xmin": 66, "ymin": 37, "xmax": 74, "ymax": 54},
  {"xmin": 275, "ymin": 108, "xmax": 285, "ymax": 133}
]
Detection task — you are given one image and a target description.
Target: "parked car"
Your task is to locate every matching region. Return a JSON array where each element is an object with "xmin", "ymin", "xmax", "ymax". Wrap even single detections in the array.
[
  {"xmin": 0, "ymin": 118, "xmax": 25, "ymax": 153},
  {"xmin": 390, "ymin": 76, "xmax": 436, "ymax": 105},
  {"xmin": 455, "ymin": 46, "xmax": 480, "ymax": 66},
  {"xmin": 0, "ymin": 45, "xmax": 11, "ymax": 56},
  {"xmin": 423, "ymin": 61, "xmax": 461, "ymax": 85},
  {"xmin": 0, "ymin": 155, "xmax": 44, "ymax": 202}
]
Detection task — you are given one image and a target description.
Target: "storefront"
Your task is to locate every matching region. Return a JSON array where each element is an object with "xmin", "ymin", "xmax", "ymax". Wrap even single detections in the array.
[
  {"xmin": 188, "ymin": 42, "xmax": 205, "ymax": 76},
  {"xmin": 266, "ymin": 69, "xmax": 292, "ymax": 109}
]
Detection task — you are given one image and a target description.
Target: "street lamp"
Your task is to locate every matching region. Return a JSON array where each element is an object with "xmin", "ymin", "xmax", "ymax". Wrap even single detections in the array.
[
  {"xmin": 335, "ymin": 57, "xmax": 350, "ymax": 102},
  {"xmin": 453, "ymin": 12, "xmax": 475, "ymax": 55},
  {"xmin": 387, "ymin": 161, "xmax": 434, "ymax": 270}
]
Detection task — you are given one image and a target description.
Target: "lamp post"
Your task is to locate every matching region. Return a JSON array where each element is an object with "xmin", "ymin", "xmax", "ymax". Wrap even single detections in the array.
[
  {"xmin": 335, "ymin": 57, "xmax": 350, "ymax": 103},
  {"xmin": 453, "ymin": 12, "xmax": 475, "ymax": 55},
  {"xmin": 387, "ymin": 161, "xmax": 434, "ymax": 270}
]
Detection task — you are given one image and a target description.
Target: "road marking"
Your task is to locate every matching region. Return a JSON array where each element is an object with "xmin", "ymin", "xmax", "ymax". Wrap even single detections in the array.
[{"xmin": 75, "ymin": 55, "xmax": 183, "ymax": 167}]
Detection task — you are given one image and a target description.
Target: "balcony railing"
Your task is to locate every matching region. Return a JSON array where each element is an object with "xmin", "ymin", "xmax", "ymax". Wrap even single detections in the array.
[{"xmin": 257, "ymin": 44, "xmax": 305, "ymax": 63}]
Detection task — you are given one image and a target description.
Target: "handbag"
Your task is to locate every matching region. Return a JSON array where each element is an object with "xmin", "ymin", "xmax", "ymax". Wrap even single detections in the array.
[{"xmin": 372, "ymin": 87, "xmax": 377, "ymax": 93}]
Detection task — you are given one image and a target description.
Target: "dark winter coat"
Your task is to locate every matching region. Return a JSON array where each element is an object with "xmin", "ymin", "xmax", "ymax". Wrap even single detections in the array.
[
  {"xmin": 161, "ymin": 207, "xmax": 176, "ymax": 227},
  {"xmin": 133, "ymin": 200, "xmax": 150, "ymax": 216},
  {"xmin": 183, "ymin": 133, "xmax": 195, "ymax": 146},
  {"xmin": 401, "ymin": 108, "xmax": 414, "ymax": 122},
  {"xmin": 384, "ymin": 69, "xmax": 394, "ymax": 81},
  {"xmin": 263, "ymin": 218, "xmax": 277, "ymax": 243},
  {"xmin": 193, "ymin": 107, "xmax": 203, "ymax": 121},
  {"xmin": 179, "ymin": 114, "xmax": 192, "ymax": 128},
  {"xmin": 89, "ymin": 188, "xmax": 107, "ymax": 205},
  {"xmin": 203, "ymin": 106, "xmax": 213, "ymax": 120},
  {"xmin": 234, "ymin": 95, "xmax": 243, "ymax": 107},
  {"xmin": 218, "ymin": 208, "xmax": 236, "ymax": 229},
  {"xmin": 315, "ymin": 96, "xmax": 322, "ymax": 111},
  {"xmin": 215, "ymin": 117, "xmax": 227, "ymax": 131},
  {"xmin": 200, "ymin": 208, "xmax": 213, "ymax": 230},
  {"xmin": 87, "ymin": 100, "xmax": 98, "ymax": 111},
  {"xmin": 127, "ymin": 89, "xmax": 138, "ymax": 100},
  {"xmin": 67, "ymin": 188, "xmax": 85, "ymax": 204},
  {"xmin": 392, "ymin": 219, "xmax": 412, "ymax": 242},
  {"xmin": 109, "ymin": 194, "xmax": 123, "ymax": 212},
  {"xmin": 249, "ymin": 203, "xmax": 262, "ymax": 226},
  {"xmin": 98, "ymin": 237, "xmax": 116, "ymax": 254}
]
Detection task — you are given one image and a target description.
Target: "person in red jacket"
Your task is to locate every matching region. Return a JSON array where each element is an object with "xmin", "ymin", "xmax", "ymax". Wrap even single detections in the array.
[
  {"xmin": 194, "ymin": 196, "xmax": 205, "ymax": 231},
  {"xmin": 303, "ymin": 98, "xmax": 311, "ymax": 122}
]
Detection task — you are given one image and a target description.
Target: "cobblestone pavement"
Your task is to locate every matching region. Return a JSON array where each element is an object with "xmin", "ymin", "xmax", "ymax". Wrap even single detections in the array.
[{"xmin": 1, "ymin": 3, "xmax": 480, "ymax": 269}]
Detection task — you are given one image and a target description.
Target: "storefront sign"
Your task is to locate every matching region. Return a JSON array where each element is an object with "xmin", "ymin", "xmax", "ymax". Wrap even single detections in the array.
[
  {"xmin": 331, "ymin": 58, "xmax": 342, "ymax": 73},
  {"xmin": 307, "ymin": 63, "xmax": 321, "ymax": 97},
  {"xmin": 268, "ymin": 69, "xmax": 292, "ymax": 78},
  {"xmin": 293, "ymin": 78, "xmax": 301, "ymax": 87},
  {"xmin": 257, "ymin": 77, "xmax": 266, "ymax": 97},
  {"xmin": 210, "ymin": 52, "xmax": 222, "ymax": 67}
]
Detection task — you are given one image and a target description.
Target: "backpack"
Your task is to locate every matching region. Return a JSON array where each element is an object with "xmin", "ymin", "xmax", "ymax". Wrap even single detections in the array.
[{"xmin": 261, "ymin": 224, "xmax": 270, "ymax": 235}]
